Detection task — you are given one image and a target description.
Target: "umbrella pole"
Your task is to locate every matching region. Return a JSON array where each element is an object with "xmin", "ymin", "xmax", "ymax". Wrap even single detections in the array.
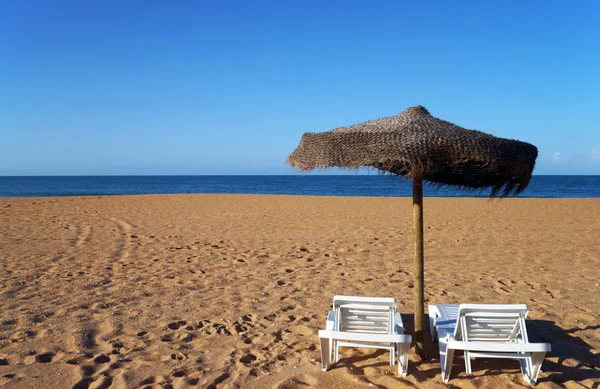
[{"xmin": 412, "ymin": 178, "xmax": 425, "ymax": 359}]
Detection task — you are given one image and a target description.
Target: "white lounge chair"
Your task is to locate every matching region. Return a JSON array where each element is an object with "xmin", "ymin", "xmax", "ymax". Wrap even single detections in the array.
[
  {"xmin": 429, "ymin": 304, "xmax": 551, "ymax": 385},
  {"xmin": 318, "ymin": 295, "xmax": 412, "ymax": 376}
]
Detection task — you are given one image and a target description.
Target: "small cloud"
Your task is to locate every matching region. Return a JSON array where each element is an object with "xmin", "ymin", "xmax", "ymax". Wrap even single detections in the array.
[{"xmin": 552, "ymin": 152, "xmax": 568, "ymax": 163}]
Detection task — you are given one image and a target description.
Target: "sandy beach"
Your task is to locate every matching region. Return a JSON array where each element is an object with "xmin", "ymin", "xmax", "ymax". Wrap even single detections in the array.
[{"xmin": 0, "ymin": 194, "xmax": 598, "ymax": 388}]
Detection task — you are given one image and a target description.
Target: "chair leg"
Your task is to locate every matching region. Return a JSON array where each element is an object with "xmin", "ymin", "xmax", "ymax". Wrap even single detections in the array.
[
  {"xmin": 464, "ymin": 351, "xmax": 472, "ymax": 374},
  {"xmin": 333, "ymin": 340, "xmax": 339, "ymax": 363},
  {"xmin": 329, "ymin": 338, "xmax": 333, "ymax": 367},
  {"xmin": 519, "ymin": 356, "xmax": 529, "ymax": 385},
  {"xmin": 439, "ymin": 338, "xmax": 455, "ymax": 382},
  {"xmin": 389, "ymin": 345, "xmax": 395, "ymax": 366},
  {"xmin": 397, "ymin": 342, "xmax": 410, "ymax": 377},
  {"xmin": 529, "ymin": 352, "xmax": 545, "ymax": 385},
  {"xmin": 320, "ymin": 336, "xmax": 331, "ymax": 371},
  {"xmin": 521, "ymin": 352, "xmax": 545, "ymax": 386}
]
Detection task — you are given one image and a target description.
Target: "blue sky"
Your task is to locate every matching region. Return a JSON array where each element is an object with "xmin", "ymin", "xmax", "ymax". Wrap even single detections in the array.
[{"xmin": 1, "ymin": 0, "xmax": 599, "ymax": 175}]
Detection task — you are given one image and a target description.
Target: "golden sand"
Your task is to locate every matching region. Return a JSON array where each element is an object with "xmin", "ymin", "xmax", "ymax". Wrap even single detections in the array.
[{"xmin": 0, "ymin": 195, "xmax": 598, "ymax": 388}]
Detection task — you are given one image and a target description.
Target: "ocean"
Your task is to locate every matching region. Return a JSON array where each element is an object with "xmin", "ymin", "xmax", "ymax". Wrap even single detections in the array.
[{"xmin": 0, "ymin": 175, "xmax": 598, "ymax": 198}]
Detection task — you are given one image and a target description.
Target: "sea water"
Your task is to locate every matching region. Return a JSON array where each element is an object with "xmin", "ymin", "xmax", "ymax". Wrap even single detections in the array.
[{"xmin": 0, "ymin": 175, "xmax": 599, "ymax": 198}]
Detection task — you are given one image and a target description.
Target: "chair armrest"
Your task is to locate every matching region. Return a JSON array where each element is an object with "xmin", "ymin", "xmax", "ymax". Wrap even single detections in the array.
[
  {"xmin": 319, "ymin": 330, "xmax": 411, "ymax": 344},
  {"xmin": 325, "ymin": 310, "xmax": 336, "ymax": 331},
  {"xmin": 446, "ymin": 340, "xmax": 551, "ymax": 353}
]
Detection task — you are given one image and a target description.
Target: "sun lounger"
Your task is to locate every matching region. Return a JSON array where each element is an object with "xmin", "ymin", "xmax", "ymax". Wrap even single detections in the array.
[
  {"xmin": 318, "ymin": 295, "xmax": 412, "ymax": 376},
  {"xmin": 429, "ymin": 304, "xmax": 551, "ymax": 385}
]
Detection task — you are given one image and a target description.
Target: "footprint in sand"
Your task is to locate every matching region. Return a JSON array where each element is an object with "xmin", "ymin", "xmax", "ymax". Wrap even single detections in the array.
[
  {"xmin": 72, "ymin": 378, "xmax": 95, "ymax": 389},
  {"xmin": 545, "ymin": 288, "xmax": 559, "ymax": 299},
  {"xmin": 172, "ymin": 369, "xmax": 187, "ymax": 378},
  {"xmin": 211, "ymin": 323, "xmax": 232, "ymax": 336},
  {"xmin": 109, "ymin": 217, "xmax": 132, "ymax": 262},
  {"xmin": 288, "ymin": 325, "xmax": 313, "ymax": 337},
  {"xmin": 167, "ymin": 320, "xmax": 187, "ymax": 330},
  {"xmin": 239, "ymin": 353, "xmax": 258, "ymax": 365},
  {"xmin": 94, "ymin": 319, "xmax": 124, "ymax": 344},
  {"xmin": 139, "ymin": 376, "xmax": 155, "ymax": 385},
  {"xmin": 74, "ymin": 224, "xmax": 92, "ymax": 247},
  {"xmin": 207, "ymin": 372, "xmax": 231, "ymax": 389},
  {"xmin": 273, "ymin": 374, "xmax": 317, "ymax": 389},
  {"xmin": 34, "ymin": 352, "xmax": 55, "ymax": 363},
  {"xmin": 161, "ymin": 332, "xmax": 195, "ymax": 343},
  {"xmin": 93, "ymin": 354, "xmax": 110, "ymax": 364},
  {"xmin": 494, "ymin": 287, "xmax": 511, "ymax": 295},
  {"xmin": 69, "ymin": 327, "xmax": 97, "ymax": 351},
  {"xmin": 0, "ymin": 374, "xmax": 16, "ymax": 385},
  {"xmin": 71, "ymin": 364, "xmax": 96, "ymax": 389}
]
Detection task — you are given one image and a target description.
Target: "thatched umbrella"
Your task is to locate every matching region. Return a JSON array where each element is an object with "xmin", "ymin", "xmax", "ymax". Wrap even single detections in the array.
[{"xmin": 287, "ymin": 105, "xmax": 537, "ymax": 357}]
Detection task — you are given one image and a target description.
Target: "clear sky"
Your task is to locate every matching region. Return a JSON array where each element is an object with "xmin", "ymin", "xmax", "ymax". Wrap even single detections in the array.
[{"xmin": 1, "ymin": 0, "xmax": 599, "ymax": 175}]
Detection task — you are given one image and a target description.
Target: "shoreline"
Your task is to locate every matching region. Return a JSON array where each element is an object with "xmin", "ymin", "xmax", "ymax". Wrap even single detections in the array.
[{"xmin": 2, "ymin": 192, "xmax": 600, "ymax": 200}]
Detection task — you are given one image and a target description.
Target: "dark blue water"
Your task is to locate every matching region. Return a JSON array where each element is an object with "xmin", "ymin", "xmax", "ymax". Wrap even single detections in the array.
[{"xmin": 0, "ymin": 175, "xmax": 598, "ymax": 198}]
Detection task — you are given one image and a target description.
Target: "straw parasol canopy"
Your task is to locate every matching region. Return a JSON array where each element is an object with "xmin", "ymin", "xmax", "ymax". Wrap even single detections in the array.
[
  {"xmin": 287, "ymin": 105, "xmax": 537, "ymax": 357},
  {"xmin": 288, "ymin": 106, "xmax": 537, "ymax": 196}
]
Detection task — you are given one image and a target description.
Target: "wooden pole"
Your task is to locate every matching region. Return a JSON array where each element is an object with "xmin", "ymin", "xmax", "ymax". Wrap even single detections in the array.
[{"xmin": 412, "ymin": 178, "xmax": 425, "ymax": 359}]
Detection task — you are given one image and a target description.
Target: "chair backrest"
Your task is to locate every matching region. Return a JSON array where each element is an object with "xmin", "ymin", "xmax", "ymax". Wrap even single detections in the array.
[
  {"xmin": 333, "ymin": 296, "xmax": 396, "ymax": 334},
  {"xmin": 456, "ymin": 304, "xmax": 529, "ymax": 342}
]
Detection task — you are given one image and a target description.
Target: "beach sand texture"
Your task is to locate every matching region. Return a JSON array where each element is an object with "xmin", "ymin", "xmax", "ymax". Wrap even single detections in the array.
[{"xmin": 0, "ymin": 194, "xmax": 598, "ymax": 388}]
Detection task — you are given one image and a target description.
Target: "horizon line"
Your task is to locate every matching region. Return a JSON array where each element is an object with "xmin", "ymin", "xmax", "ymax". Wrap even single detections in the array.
[{"xmin": 1, "ymin": 174, "xmax": 600, "ymax": 177}]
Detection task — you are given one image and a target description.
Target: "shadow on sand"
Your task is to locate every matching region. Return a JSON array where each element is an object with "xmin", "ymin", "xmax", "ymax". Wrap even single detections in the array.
[{"xmin": 331, "ymin": 313, "xmax": 600, "ymax": 386}]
